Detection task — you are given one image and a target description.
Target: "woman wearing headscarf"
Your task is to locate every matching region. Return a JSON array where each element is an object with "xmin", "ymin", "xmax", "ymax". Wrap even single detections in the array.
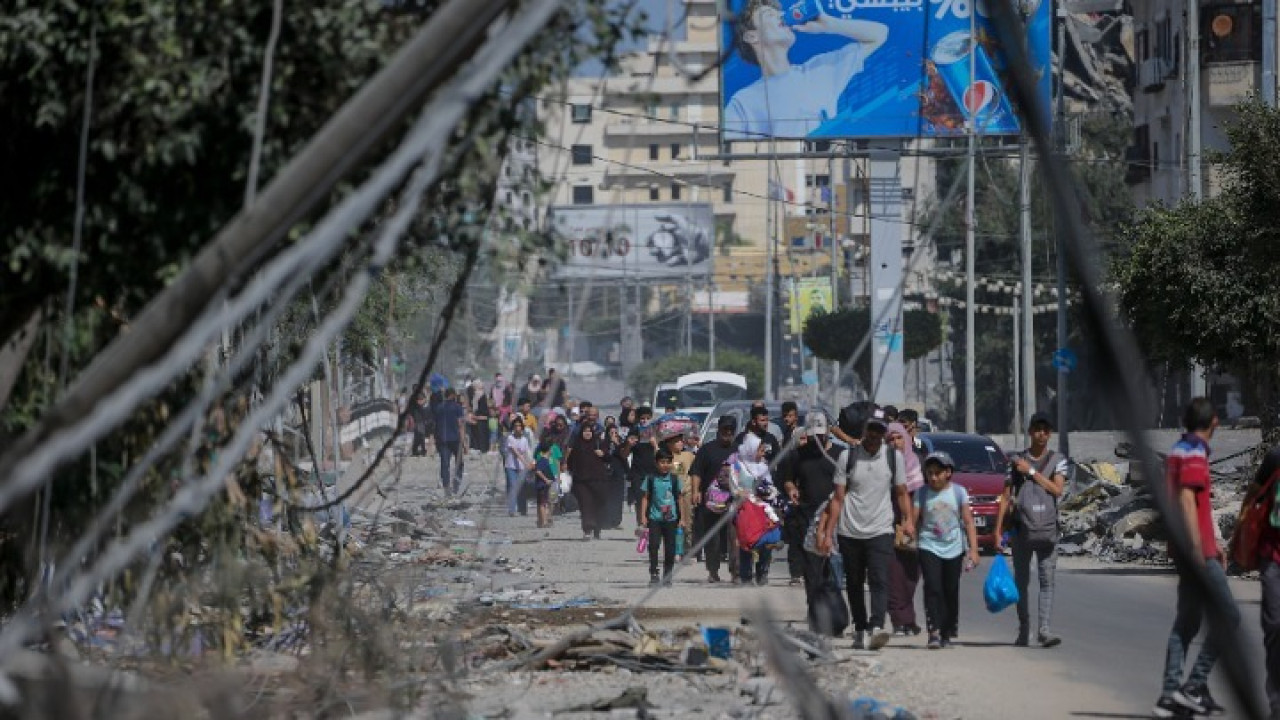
[
  {"xmin": 565, "ymin": 423, "xmax": 610, "ymax": 540},
  {"xmin": 524, "ymin": 374, "xmax": 544, "ymax": 409},
  {"xmin": 467, "ymin": 380, "xmax": 492, "ymax": 454},
  {"xmin": 886, "ymin": 420, "xmax": 926, "ymax": 636}
]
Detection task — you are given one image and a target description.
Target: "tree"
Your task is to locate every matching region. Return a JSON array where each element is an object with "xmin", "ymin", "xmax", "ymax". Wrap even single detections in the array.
[
  {"xmin": 801, "ymin": 305, "xmax": 943, "ymax": 387},
  {"xmin": 1115, "ymin": 100, "xmax": 1280, "ymax": 443}
]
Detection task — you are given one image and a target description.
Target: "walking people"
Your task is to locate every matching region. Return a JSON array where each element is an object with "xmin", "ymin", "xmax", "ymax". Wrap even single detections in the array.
[
  {"xmin": 993, "ymin": 411, "xmax": 1068, "ymax": 648},
  {"xmin": 566, "ymin": 423, "xmax": 610, "ymax": 540},
  {"xmin": 736, "ymin": 483, "xmax": 783, "ymax": 586},
  {"xmin": 914, "ymin": 451, "xmax": 980, "ymax": 650},
  {"xmin": 432, "ymin": 388, "xmax": 466, "ymax": 494},
  {"xmin": 621, "ymin": 406, "xmax": 657, "ymax": 523},
  {"xmin": 1246, "ymin": 444, "xmax": 1280, "ymax": 719},
  {"xmin": 466, "ymin": 380, "xmax": 492, "ymax": 455},
  {"xmin": 409, "ymin": 390, "xmax": 432, "ymax": 457},
  {"xmin": 604, "ymin": 422, "xmax": 629, "ymax": 529},
  {"xmin": 783, "ymin": 412, "xmax": 848, "ymax": 633},
  {"xmin": 657, "ymin": 424, "xmax": 696, "ymax": 559},
  {"xmin": 503, "ymin": 417, "xmax": 534, "ymax": 517},
  {"xmin": 639, "ymin": 448, "xmax": 684, "ymax": 585},
  {"xmin": 691, "ymin": 415, "xmax": 741, "ymax": 583},
  {"xmin": 1150, "ymin": 398, "xmax": 1239, "ymax": 718},
  {"xmin": 532, "ymin": 443, "xmax": 556, "ymax": 529},
  {"xmin": 817, "ymin": 409, "xmax": 914, "ymax": 651},
  {"xmin": 887, "ymin": 421, "xmax": 925, "ymax": 636}
]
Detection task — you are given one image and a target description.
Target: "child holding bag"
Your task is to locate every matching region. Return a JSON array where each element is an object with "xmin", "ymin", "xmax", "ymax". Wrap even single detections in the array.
[
  {"xmin": 639, "ymin": 449, "xmax": 683, "ymax": 586},
  {"xmin": 914, "ymin": 450, "xmax": 980, "ymax": 649}
]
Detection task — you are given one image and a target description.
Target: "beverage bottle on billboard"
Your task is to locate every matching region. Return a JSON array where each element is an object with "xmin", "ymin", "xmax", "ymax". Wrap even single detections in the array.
[
  {"xmin": 930, "ymin": 30, "xmax": 1016, "ymax": 133},
  {"xmin": 783, "ymin": 0, "xmax": 821, "ymax": 26}
]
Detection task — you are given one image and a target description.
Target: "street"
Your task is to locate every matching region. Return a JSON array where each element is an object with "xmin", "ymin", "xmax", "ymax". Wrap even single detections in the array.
[{"xmin": 424, "ymin": 455, "xmax": 1269, "ymax": 719}]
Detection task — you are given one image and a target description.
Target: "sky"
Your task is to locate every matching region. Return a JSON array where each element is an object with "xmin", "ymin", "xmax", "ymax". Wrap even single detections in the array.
[{"xmin": 575, "ymin": 0, "xmax": 680, "ymax": 76}]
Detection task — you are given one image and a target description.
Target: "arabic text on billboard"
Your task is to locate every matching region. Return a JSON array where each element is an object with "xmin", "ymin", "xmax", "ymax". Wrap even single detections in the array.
[
  {"xmin": 720, "ymin": 0, "xmax": 1051, "ymax": 140},
  {"xmin": 549, "ymin": 204, "xmax": 716, "ymax": 280}
]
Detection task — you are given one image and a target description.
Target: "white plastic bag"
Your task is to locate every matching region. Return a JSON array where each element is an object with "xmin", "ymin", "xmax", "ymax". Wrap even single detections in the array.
[{"xmin": 558, "ymin": 471, "xmax": 573, "ymax": 494}]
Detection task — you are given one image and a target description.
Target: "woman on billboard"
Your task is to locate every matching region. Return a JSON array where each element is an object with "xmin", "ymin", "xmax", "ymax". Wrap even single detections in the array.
[{"xmin": 724, "ymin": 0, "xmax": 887, "ymax": 140}]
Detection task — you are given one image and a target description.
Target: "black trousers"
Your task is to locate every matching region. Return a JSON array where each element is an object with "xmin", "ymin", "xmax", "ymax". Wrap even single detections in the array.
[
  {"xmin": 697, "ymin": 507, "xmax": 731, "ymax": 577},
  {"xmin": 648, "ymin": 520, "xmax": 678, "ymax": 578},
  {"xmin": 919, "ymin": 549, "xmax": 963, "ymax": 638},
  {"xmin": 782, "ymin": 507, "xmax": 808, "ymax": 580},
  {"xmin": 837, "ymin": 533, "xmax": 894, "ymax": 632}
]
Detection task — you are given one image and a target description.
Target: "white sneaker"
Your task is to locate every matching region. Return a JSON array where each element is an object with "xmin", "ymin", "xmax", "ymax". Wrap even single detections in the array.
[{"xmin": 868, "ymin": 627, "xmax": 892, "ymax": 651}]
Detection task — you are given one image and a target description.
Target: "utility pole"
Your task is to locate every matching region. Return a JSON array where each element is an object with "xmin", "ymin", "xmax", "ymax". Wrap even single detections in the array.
[
  {"xmin": 828, "ymin": 152, "xmax": 839, "ymax": 396},
  {"xmin": 1266, "ymin": 0, "xmax": 1277, "ymax": 106},
  {"xmin": 709, "ymin": 280, "xmax": 716, "ymax": 369},
  {"xmin": 964, "ymin": 6, "xmax": 978, "ymax": 434},
  {"xmin": 1012, "ymin": 299, "xmax": 1022, "ymax": 448},
  {"xmin": 1186, "ymin": 0, "xmax": 1208, "ymax": 400},
  {"xmin": 1019, "ymin": 138, "xmax": 1036, "ymax": 427},
  {"xmin": 1054, "ymin": 1, "xmax": 1070, "ymax": 456},
  {"xmin": 765, "ymin": 166, "xmax": 775, "ymax": 401}
]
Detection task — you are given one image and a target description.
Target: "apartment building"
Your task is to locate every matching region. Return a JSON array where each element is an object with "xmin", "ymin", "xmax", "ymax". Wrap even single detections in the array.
[{"xmin": 1128, "ymin": 1, "xmax": 1269, "ymax": 205}]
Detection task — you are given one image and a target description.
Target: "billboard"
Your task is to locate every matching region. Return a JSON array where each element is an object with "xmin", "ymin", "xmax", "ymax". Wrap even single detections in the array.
[
  {"xmin": 720, "ymin": 0, "xmax": 1052, "ymax": 140},
  {"xmin": 548, "ymin": 203, "xmax": 715, "ymax": 280},
  {"xmin": 789, "ymin": 277, "xmax": 833, "ymax": 333}
]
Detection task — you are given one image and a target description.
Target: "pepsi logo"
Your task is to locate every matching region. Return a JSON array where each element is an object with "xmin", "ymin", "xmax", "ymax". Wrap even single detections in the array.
[{"xmin": 964, "ymin": 80, "xmax": 998, "ymax": 116}]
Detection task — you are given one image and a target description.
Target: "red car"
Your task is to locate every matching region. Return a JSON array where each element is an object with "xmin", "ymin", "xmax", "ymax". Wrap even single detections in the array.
[{"xmin": 915, "ymin": 432, "xmax": 1010, "ymax": 551}]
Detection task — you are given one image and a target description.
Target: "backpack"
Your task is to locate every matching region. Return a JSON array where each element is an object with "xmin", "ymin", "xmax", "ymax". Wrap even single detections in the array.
[
  {"xmin": 644, "ymin": 474, "xmax": 681, "ymax": 523},
  {"xmin": 844, "ymin": 443, "xmax": 898, "ymax": 485},
  {"xmin": 1228, "ymin": 467, "xmax": 1280, "ymax": 572},
  {"xmin": 1013, "ymin": 450, "xmax": 1062, "ymax": 545},
  {"xmin": 704, "ymin": 459, "xmax": 736, "ymax": 513}
]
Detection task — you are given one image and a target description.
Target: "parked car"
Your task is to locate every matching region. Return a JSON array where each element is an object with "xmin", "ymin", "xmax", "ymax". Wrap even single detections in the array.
[
  {"xmin": 698, "ymin": 401, "xmax": 835, "ymax": 447},
  {"xmin": 914, "ymin": 432, "xmax": 1010, "ymax": 551}
]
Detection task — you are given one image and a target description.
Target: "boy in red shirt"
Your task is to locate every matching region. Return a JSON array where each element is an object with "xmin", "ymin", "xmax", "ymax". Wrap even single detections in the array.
[{"xmin": 1152, "ymin": 398, "xmax": 1239, "ymax": 718}]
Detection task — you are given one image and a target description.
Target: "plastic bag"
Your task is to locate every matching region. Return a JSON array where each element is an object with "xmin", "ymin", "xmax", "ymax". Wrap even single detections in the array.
[
  {"xmin": 983, "ymin": 555, "xmax": 1019, "ymax": 613},
  {"xmin": 559, "ymin": 471, "xmax": 573, "ymax": 494},
  {"xmin": 636, "ymin": 528, "xmax": 649, "ymax": 554}
]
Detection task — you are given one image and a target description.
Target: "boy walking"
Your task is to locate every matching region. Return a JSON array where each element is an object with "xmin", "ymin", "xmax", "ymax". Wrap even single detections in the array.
[
  {"xmin": 1152, "ymin": 398, "xmax": 1239, "ymax": 718},
  {"xmin": 993, "ymin": 411, "xmax": 1069, "ymax": 648},
  {"xmin": 915, "ymin": 451, "xmax": 980, "ymax": 649},
  {"xmin": 639, "ymin": 449, "xmax": 683, "ymax": 586}
]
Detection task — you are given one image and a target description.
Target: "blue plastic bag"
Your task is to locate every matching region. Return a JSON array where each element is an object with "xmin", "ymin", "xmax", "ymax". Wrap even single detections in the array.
[{"xmin": 983, "ymin": 556, "xmax": 1020, "ymax": 613}]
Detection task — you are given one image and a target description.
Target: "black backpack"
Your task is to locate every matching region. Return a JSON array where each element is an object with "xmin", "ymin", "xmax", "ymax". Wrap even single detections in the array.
[{"xmin": 1014, "ymin": 451, "xmax": 1062, "ymax": 545}]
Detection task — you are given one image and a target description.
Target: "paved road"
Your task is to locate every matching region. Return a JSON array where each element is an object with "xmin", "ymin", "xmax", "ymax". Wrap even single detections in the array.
[{"xmin": 372, "ymin": 453, "xmax": 1269, "ymax": 718}]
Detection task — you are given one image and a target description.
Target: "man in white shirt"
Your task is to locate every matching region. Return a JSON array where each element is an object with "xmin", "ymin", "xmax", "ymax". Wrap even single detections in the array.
[
  {"xmin": 724, "ymin": 0, "xmax": 888, "ymax": 140},
  {"xmin": 817, "ymin": 409, "xmax": 914, "ymax": 650}
]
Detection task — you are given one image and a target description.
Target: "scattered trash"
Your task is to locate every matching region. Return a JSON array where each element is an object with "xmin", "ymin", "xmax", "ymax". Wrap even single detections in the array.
[{"xmin": 702, "ymin": 626, "xmax": 731, "ymax": 659}]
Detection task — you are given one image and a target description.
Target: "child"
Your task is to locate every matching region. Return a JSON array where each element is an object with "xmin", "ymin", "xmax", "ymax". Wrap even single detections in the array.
[
  {"xmin": 533, "ymin": 442, "xmax": 556, "ymax": 529},
  {"xmin": 914, "ymin": 450, "xmax": 980, "ymax": 650},
  {"xmin": 736, "ymin": 483, "xmax": 783, "ymax": 586},
  {"xmin": 639, "ymin": 448, "xmax": 683, "ymax": 586}
]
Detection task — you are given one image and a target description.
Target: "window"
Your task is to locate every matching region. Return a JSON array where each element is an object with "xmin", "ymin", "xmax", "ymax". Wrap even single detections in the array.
[
  {"xmin": 649, "ymin": 186, "xmax": 660, "ymax": 201},
  {"xmin": 722, "ymin": 182, "xmax": 733, "ymax": 203},
  {"xmin": 669, "ymin": 103, "xmax": 680, "ymax": 120},
  {"xmin": 805, "ymin": 140, "xmax": 832, "ymax": 153},
  {"xmin": 649, "ymin": 144, "xmax": 659, "ymax": 161},
  {"xmin": 571, "ymin": 144, "xmax": 593, "ymax": 165},
  {"xmin": 571, "ymin": 104, "xmax": 592, "ymax": 123},
  {"xmin": 572, "ymin": 185, "xmax": 594, "ymax": 204},
  {"xmin": 671, "ymin": 183, "xmax": 682, "ymax": 200},
  {"xmin": 670, "ymin": 143, "xmax": 681, "ymax": 159}
]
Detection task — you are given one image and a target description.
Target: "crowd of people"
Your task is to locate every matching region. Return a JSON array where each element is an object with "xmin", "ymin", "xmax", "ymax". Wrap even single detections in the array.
[{"xmin": 397, "ymin": 374, "xmax": 1277, "ymax": 718}]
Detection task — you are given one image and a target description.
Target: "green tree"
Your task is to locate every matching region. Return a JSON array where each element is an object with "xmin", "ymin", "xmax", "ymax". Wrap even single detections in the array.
[
  {"xmin": 1115, "ymin": 100, "xmax": 1280, "ymax": 443},
  {"xmin": 801, "ymin": 305, "xmax": 943, "ymax": 385}
]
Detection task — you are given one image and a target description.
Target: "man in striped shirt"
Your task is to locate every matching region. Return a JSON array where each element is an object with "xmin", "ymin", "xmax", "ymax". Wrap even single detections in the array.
[{"xmin": 1152, "ymin": 398, "xmax": 1240, "ymax": 718}]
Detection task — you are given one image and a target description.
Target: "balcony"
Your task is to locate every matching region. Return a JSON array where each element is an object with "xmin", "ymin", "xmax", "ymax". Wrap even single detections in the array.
[
  {"xmin": 602, "ymin": 160, "xmax": 733, "ymax": 185},
  {"xmin": 608, "ymin": 73, "xmax": 719, "ymax": 97},
  {"xmin": 604, "ymin": 120, "xmax": 702, "ymax": 140},
  {"xmin": 1205, "ymin": 61, "xmax": 1260, "ymax": 108}
]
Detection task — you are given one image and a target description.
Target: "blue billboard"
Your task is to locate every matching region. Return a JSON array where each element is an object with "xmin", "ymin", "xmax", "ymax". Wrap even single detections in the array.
[{"xmin": 719, "ymin": 0, "xmax": 1052, "ymax": 140}]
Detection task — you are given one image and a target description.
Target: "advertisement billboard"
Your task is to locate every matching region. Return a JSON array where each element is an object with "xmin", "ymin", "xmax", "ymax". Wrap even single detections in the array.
[
  {"xmin": 548, "ymin": 203, "xmax": 716, "ymax": 280},
  {"xmin": 720, "ymin": 0, "xmax": 1052, "ymax": 140},
  {"xmin": 789, "ymin": 277, "xmax": 833, "ymax": 333}
]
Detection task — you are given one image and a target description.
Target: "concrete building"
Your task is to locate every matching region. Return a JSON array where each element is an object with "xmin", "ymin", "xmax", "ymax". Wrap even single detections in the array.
[{"xmin": 1128, "ymin": 1, "xmax": 1270, "ymax": 204}]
